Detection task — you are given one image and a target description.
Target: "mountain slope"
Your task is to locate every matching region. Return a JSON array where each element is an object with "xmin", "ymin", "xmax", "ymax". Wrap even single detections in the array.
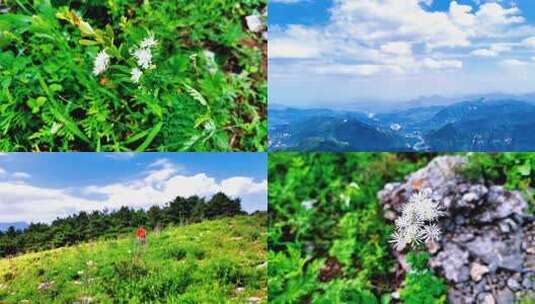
[
  {"xmin": 269, "ymin": 99, "xmax": 535, "ymax": 151},
  {"xmin": 276, "ymin": 116, "xmax": 406, "ymax": 151},
  {"xmin": 0, "ymin": 215, "xmax": 267, "ymax": 303},
  {"xmin": 425, "ymin": 101, "xmax": 535, "ymax": 151}
]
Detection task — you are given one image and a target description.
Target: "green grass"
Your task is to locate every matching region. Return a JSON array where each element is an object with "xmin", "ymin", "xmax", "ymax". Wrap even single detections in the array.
[
  {"xmin": 0, "ymin": 215, "xmax": 267, "ymax": 303},
  {"xmin": 0, "ymin": 0, "xmax": 266, "ymax": 151}
]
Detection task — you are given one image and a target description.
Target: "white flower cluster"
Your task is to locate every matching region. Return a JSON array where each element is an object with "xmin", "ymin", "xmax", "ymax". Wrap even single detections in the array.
[
  {"xmin": 91, "ymin": 35, "xmax": 158, "ymax": 85},
  {"xmin": 92, "ymin": 50, "xmax": 110, "ymax": 76},
  {"xmin": 390, "ymin": 189, "xmax": 443, "ymax": 252},
  {"xmin": 130, "ymin": 35, "xmax": 158, "ymax": 83}
]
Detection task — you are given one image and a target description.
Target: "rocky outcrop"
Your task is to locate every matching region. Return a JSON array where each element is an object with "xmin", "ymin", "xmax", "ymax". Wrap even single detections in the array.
[{"xmin": 378, "ymin": 156, "xmax": 535, "ymax": 304}]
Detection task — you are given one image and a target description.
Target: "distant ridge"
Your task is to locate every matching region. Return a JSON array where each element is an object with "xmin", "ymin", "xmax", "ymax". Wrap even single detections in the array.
[
  {"xmin": 0, "ymin": 222, "xmax": 28, "ymax": 231},
  {"xmin": 269, "ymin": 98, "xmax": 535, "ymax": 151}
]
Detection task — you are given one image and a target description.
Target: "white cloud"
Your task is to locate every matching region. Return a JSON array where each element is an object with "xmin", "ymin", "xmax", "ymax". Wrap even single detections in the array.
[
  {"xmin": 422, "ymin": 58, "xmax": 463, "ymax": 70},
  {"xmin": 471, "ymin": 43, "xmax": 511, "ymax": 57},
  {"xmin": 314, "ymin": 63, "xmax": 404, "ymax": 76},
  {"xmin": 270, "ymin": 0, "xmax": 535, "ymax": 103},
  {"xmin": 522, "ymin": 36, "xmax": 535, "ymax": 48},
  {"xmin": 0, "ymin": 161, "xmax": 267, "ymax": 223},
  {"xmin": 500, "ymin": 59, "xmax": 529, "ymax": 67},
  {"xmin": 270, "ymin": 0, "xmax": 526, "ymax": 79},
  {"xmin": 269, "ymin": 25, "xmax": 323, "ymax": 58},
  {"xmin": 104, "ymin": 153, "xmax": 136, "ymax": 160},
  {"xmin": 380, "ymin": 42, "xmax": 412, "ymax": 56},
  {"xmin": 12, "ymin": 172, "xmax": 31, "ymax": 179},
  {"xmin": 220, "ymin": 177, "xmax": 268, "ymax": 197},
  {"xmin": 0, "ymin": 167, "xmax": 6, "ymax": 175}
]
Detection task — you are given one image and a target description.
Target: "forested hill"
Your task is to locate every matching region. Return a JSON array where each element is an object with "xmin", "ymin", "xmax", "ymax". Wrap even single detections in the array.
[{"xmin": 0, "ymin": 192, "xmax": 249, "ymax": 258}]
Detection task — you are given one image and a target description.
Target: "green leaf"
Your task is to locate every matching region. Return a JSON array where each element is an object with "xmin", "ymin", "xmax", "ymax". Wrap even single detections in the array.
[
  {"xmin": 79, "ymin": 39, "xmax": 98, "ymax": 46},
  {"xmin": 184, "ymin": 84, "xmax": 208, "ymax": 107},
  {"xmin": 135, "ymin": 122, "xmax": 163, "ymax": 152},
  {"xmin": 518, "ymin": 161, "xmax": 531, "ymax": 176}
]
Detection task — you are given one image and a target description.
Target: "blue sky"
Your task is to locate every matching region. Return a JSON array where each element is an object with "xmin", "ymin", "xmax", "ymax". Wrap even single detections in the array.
[
  {"xmin": 269, "ymin": 0, "xmax": 535, "ymax": 107},
  {"xmin": 0, "ymin": 153, "xmax": 267, "ymax": 223}
]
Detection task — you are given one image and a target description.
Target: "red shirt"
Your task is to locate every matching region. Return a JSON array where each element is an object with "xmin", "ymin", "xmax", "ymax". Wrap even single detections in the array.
[{"xmin": 136, "ymin": 228, "xmax": 147, "ymax": 239}]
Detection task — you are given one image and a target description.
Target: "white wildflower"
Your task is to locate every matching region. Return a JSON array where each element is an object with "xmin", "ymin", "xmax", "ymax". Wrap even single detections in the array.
[
  {"xmin": 394, "ymin": 214, "xmax": 413, "ymax": 229},
  {"xmin": 390, "ymin": 190, "xmax": 442, "ymax": 251},
  {"xmin": 131, "ymin": 68, "xmax": 142, "ymax": 83},
  {"xmin": 301, "ymin": 199, "xmax": 316, "ymax": 210},
  {"xmin": 132, "ymin": 47, "xmax": 153, "ymax": 69},
  {"xmin": 389, "ymin": 230, "xmax": 407, "ymax": 252},
  {"xmin": 422, "ymin": 224, "xmax": 441, "ymax": 242},
  {"xmin": 140, "ymin": 35, "xmax": 158, "ymax": 49},
  {"xmin": 93, "ymin": 50, "xmax": 110, "ymax": 76}
]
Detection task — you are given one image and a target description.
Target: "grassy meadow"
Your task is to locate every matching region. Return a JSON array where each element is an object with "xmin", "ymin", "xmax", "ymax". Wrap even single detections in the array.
[{"xmin": 0, "ymin": 215, "xmax": 267, "ymax": 303}]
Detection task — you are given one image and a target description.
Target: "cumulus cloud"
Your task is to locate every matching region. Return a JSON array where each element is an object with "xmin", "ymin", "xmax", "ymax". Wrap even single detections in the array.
[
  {"xmin": 269, "ymin": 25, "xmax": 323, "ymax": 58},
  {"xmin": 270, "ymin": 0, "xmax": 532, "ymax": 79},
  {"xmin": 471, "ymin": 43, "xmax": 511, "ymax": 57},
  {"xmin": 0, "ymin": 161, "xmax": 267, "ymax": 223}
]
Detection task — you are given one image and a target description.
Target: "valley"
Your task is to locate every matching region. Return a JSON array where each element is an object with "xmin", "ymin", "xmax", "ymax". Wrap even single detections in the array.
[{"xmin": 269, "ymin": 98, "xmax": 535, "ymax": 151}]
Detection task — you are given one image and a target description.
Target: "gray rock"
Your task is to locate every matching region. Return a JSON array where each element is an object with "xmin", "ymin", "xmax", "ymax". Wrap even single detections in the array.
[
  {"xmin": 471, "ymin": 263, "xmax": 490, "ymax": 282},
  {"xmin": 432, "ymin": 243, "xmax": 470, "ymax": 283},
  {"xmin": 522, "ymin": 275, "xmax": 533, "ymax": 289},
  {"xmin": 495, "ymin": 288, "xmax": 515, "ymax": 304},
  {"xmin": 477, "ymin": 292, "xmax": 495, "ymax": 304},
  {"xmin": 465, "ymin": 236, "xmax": 524, "ymax": 272},
  {"xmin": 507, "ymin": 277, "xmax": 521, "ymax": 291},
  {"xmin": 378, "ymin": 156, "xmax": 534, "ymax": 303}
]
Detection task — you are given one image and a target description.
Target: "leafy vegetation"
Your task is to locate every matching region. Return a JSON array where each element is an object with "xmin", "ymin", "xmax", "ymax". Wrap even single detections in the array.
[
  {"xmin": 269, "ymin": 152, "xmax": 535, "ymax": 303},
  {"xmin": 268, "ymin": 153, "xmax": 435, "ymax": 303},
  {"xmin": 0, "ymin": 0, "xmax": 266, "ymax": 151},
  {"xmin": 0, "ymin": 192, "xmax": 244, "ymax": 258},
  {"xmin": 399, "ymin": 253, "xmax": 447, "ymax": 304},
  {"xmin": 464, "ymin": 153, "xmax": 535, "ymax": 213},
  {"xmin": 0, "ymin": 215, "xmax": 267, "ymax": 303}
]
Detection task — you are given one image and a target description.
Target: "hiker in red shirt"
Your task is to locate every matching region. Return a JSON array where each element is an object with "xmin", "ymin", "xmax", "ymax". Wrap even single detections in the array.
[{"xmin": 136, "ymin": 227, "xmax": 147, "ymax": 245}]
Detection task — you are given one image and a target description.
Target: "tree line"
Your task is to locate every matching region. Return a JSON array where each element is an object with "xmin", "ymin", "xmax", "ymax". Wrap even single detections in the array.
[{"xmin": 0, "ymin": 192, "xmax": 244, "ymax": 258}]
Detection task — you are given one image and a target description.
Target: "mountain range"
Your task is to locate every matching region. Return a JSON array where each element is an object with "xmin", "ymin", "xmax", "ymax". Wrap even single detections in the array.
[{"xmin": 269, "ymin": 98, "xmax": 535, "ymax": 151}]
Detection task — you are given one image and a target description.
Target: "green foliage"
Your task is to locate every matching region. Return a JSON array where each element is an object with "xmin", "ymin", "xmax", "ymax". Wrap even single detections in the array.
[
  {"xmin": 399, "ymin": 252, "xmax": 447, "ymax": 304},
  {"xmin": 464, "ymin": 153, "xmax": 535, "ymax": 213},
  {"xmin": 399, "ymin": 270, "xmax": 447, "ymax": 304},
  {"xmin": 268, "ymin": 153, "xmax": 433, "ymax": 303},
  {"xmin": 0, "ymin": 215, "xmax": 267, "ymax": 303},
  {"xmin": 0, "ymin": 0, "xmax": 266, "ymax": 151}
]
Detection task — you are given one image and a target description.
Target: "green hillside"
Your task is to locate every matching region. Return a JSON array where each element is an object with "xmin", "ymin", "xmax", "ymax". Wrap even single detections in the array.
[{"xmin": 0, "ymin": 215, "xmax": 267, "ymax": 304}]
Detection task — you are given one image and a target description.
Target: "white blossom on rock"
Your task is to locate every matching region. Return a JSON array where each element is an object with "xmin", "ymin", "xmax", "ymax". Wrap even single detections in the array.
[
  {"xmin": 390, "ymin": 189, "xmax": 443, "ymax": 251},
  {"xmin": 93, "ymin": 50, "xmax": 110, "ymax": 76}
]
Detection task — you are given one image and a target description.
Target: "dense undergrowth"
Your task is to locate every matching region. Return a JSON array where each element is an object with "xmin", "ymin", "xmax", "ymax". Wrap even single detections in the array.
[
  {"xmin": 0, "ymin": 215, "xmax": 267, "ymax": 303},
  {"xmin": 268, "ymin": 153, "xmax": 534, "ymax": 303},
  {"xmin": 0, "ymin": 0, "xmax": 266, "ymax": 151}
]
